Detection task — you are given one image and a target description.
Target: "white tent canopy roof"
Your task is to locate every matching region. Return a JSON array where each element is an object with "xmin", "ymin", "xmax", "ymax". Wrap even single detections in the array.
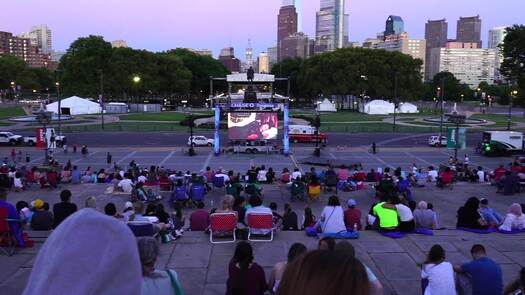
[{"xmin": 46, "ymin": 96, "xmax": 101, "ymax": 115}]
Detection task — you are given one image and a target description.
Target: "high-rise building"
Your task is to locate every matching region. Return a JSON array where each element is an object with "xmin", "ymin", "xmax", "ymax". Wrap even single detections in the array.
[
  {"xmin": 281, "ymin": 32, "xmax": 310, "ymax": 60},
  {"xmin": 186, "ymin": 48, "xmax": 213, "ymax": 56},
  {"xmin": 277, "ymin": 4, "xmax": 298, "ymax": 61},
  {"xmin": 488, "ymin": 26, "xmax": 508, "ymax": 83},
  {"xmin": 51, "ymin": 50, "xmax": 66, "ymax": 62},
  {"xmin": 384, "ymin": 16, "xmax": 404, "ymax": 38},
  {"xmin": 245, "ymin": 39, "xmax": 254, "ymax": 69},
  {"xmin": 456, "ymin": 15, "xmax": 482, "ymax": 48},
  {"xmin": 257, "ymin": 53, "xmax": 270, "ymax": 73},
  {"xmin": 19, "ymin": 25, "xmax": 52, "ymax": 54},
  {"xmin": 376, "ymin": 33, "xmax": 426, "ymax": 77},
  {"xmin": 267, "ymin": 46, "xmax": 278, "ymax": 68},
  {"xmin": 111, "ymin": 40, "xmax": 128, "ymax": 48},
  {"xmin": 218, "ymin": 47, "xmax": 241, "ymax": 73},
  {"xmin": 315, "ymin": 0, "xmax": 348, "ymax": 54},
  {"xmin": 424, "ymin": 19, "xmax": 448, "ymax": 80},
  {"xmin": 0, "ymin": 31, "xmax": 50, "ymax": 68},
  {"xmin": 428, "ymin": 47, "xmax": 496, "ymax": 88}
]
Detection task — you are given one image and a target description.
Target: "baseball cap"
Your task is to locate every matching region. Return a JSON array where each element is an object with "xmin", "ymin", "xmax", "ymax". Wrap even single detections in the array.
[
  {"xmin": 347, "ymin": 199, "xmax": 357, "ymax": 207},
  {"xmin": 34, "ymin": 199, "xmax": 44, "ymax": 209}
]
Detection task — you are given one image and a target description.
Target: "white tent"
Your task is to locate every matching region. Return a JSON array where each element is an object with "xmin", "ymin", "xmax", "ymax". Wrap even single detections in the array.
[
  {"xmin": 316, "ymin": 98, "xmax": 337, "ymax": 112},
  {"xmin": 399, "ymin": 102, "xmax": 419, "ymax": 114},
  {"xmin": 363, "ymin": 100, "xmax": 395, "ymax": 115},
  {"xmin": 46, "ymin": 96, "xmax": 101, "ymax": 115}
]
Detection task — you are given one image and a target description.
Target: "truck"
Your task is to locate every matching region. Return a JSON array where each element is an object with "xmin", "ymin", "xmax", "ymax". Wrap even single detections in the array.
[
  {"xmin": 480, "ymin": 131, "xmax": 523, "ymax": 156},
  {"xmin": 0, "ymin": 132, "xmax": 24, "ymax": 145},
  {"xmin": 23, "ymin": 128, "xmax": 66, "ymax": 147},
  {"xmin": 227, "ymin": 140, "xmax": 279, "ymax": 154},
  {"xmin": 288, "ymin": 125, "xmax": 328, "ymax": 144},
  {"xmin": 187, "ymin": 135, "xmax": 214, "ymax": 147}
]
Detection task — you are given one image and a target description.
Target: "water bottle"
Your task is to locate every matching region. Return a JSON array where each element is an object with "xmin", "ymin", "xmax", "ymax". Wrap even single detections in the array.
[
  {"xmin": 210, "ymin": 200, "xmax": 214, "ymax": 209},
  {"xmin": 353, "ymin": 223, "xmax": 358, "ymax": 232}
]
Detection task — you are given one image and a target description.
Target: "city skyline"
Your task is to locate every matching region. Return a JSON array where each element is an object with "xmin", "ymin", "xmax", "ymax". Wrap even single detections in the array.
[{"xmin": 1, "ymin": 0, "xmax": 523, "ymax": 59}]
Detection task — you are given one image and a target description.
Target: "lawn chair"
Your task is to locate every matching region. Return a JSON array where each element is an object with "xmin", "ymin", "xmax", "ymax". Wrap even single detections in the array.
[
  {"xmin": 247, "ymin": 213, "xmax": 274, "ymax": 242},
  {"xmin": 0, "ymin": 208, "xmax": 16, "ymax": 256},
  {"xmin": 307, "ymin": 184, "xmax": 321, "ymax": 202},
  {"xmin": 324, "ymin": 172, "xmax": 338, "ymax": 194},
  {"xmin": 171, "ymin": 186, "xmax": 188, "ymax": 206},
  {"xmin": 190, "ymin": 184, "xmax": 206, "ymax": 205},
  {"xmin": 159, "ymin": 179, "xmax": 173, "ymax": 192},
  {"xmin": 128, "ymin": 222, "xmax": 156, "ymax": 237},
  {"xmin": 212, "ymin": 176, "xmax": 225, "ymax": 189},
  {"xmin": 209, "ymin": 213, "xmax": 237, "ymax": 244}
]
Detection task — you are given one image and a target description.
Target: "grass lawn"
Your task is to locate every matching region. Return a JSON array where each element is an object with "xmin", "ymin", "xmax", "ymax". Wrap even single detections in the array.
[
  {"xmin": 320, "ymin": 122, "xmax": 439, "ymax": 133},
  {"xmin": 293, "ymin": 111, "xmax": 385, "ymax": 122},
  {"xmin": 120, "ymin": 111, "xmax": 212, "ymax": 122},
  {"xmin": 0, "ymin": 107, "xmax": 25, "ymax": 119},
  {"xmin": 471, "ymin": 114, "xmax": 525, "ymax": 123},
  {"xmin": 0, "ymin": 121, "xmax": 15, "ymax": 126},
  {"xmin": 58, "ymin": 122, "xmax": 199, "ymax": 132}
]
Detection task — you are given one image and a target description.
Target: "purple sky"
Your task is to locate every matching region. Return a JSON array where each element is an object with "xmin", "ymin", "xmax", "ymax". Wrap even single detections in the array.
[{"xmin": 1, "ymin": 0, "xmax": 523, "ymax": 59}]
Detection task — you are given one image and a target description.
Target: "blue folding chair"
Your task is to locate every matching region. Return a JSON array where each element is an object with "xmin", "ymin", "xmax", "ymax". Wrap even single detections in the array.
[
  {"xmin": 212, "ymin": 176, "xmax": 225, "ymax": 189},
  {"xmin": 190, "ymin": 184, "xmax": 206, "ymax": 204},
  {"xmin": 128, "ymin": 222, "xmax": 156, "ymax": 237}
]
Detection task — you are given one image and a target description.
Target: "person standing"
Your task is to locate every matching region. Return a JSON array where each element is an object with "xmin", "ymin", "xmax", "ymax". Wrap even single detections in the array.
[
  {"xmin": 107, "ymin": 152, "xmax": 112, "ymax": 165},
  {"xmin": 454, "ymin": 244, "xmax": 503, "ymax": 295},
  {"xmin": 25, "ymin": 152, "xmax": 30, "ymax": 163},
  {"xmin": 372, "ymin": 142, "xmax": 377, "ymax": 154}
]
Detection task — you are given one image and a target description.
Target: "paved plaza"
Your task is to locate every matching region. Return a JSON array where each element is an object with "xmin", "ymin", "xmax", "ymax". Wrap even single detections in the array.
[{"xmin": 1, "ymin": 146, "xmax": 525, "ymax": 294}]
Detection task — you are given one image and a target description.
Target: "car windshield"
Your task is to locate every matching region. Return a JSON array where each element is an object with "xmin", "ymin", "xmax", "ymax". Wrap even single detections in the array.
[{"xmin": 5, "ymin": 132, "xmax": 14, "ymax": 137}]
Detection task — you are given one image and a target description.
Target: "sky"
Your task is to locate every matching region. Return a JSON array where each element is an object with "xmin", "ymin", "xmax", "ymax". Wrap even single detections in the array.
[{"xmin": 1, "ymin": 0, "xmax": 524, "ymax": 60}]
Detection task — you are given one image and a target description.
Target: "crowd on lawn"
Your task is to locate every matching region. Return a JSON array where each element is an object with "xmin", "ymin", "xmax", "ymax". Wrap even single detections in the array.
[{"xmin": 3, "ymin": 152, "xmax": 525, "ymax": 294}]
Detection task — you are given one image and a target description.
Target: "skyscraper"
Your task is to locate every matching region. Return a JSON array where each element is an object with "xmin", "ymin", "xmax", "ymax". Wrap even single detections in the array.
[
  {"xmin": 281, "ymin": 32, "xmax": 311, "ymax": 60},
  {"xmin": 0, "ymin": 31, "xmax": 50, "ymax": 67},
  {"xmin": 245, "ymin": 39, "xmax": 253, "ymax": 68},
  {"xmin": 218, "ymin": 47, "xmax": 241, "ymax": 73},
  {"xmin": 277, "ymin": 2, "xmax": 298, "ymax": 61},
  {"xmin": 315, "ymin": 0, "xmax": 348, "ymax": 54},
  {"xmin": 456, "ymin": 15, "xmax": 482, "ymax": 48},
  {"xmin": 384, "ymin": 16, "xmax": 404, "ymax": 38},
  {"xmin": 257, "ymin": 53, "xmax": 270, "ymax": 74},
  {"xmin": 21, "ymin": 25, "xmax": 52, "ymax": 54},
  {"xmin": 424, "ymin": 19, "xmax": 448, "ymax": 80},
  {"xmin": 488, "ymin": 26, "xmax": 508, "ymax": 83}
]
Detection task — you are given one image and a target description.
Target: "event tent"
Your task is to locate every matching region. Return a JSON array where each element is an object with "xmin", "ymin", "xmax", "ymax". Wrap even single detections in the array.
[
  {"xmin": 399, "ymin": 102, "xmax": 419, "ymax": 114},
  {"xmin": 362, "ymin": 100, "xmax": 395, "ymax": 115},
  {"xmin": 316, "ymin": 98, "xmax": 337, "ymax": 112},
  {"xmin": 46, "ymin": 96, "xmax": 101, "ymax": 115}
]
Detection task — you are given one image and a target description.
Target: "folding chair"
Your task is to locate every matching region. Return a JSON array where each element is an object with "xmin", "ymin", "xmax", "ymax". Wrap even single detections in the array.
[
  {"xmin": 307, "ymin": 184, "xmax": 321, "ymax": 202},
  {"xmin": 0, "ymin": 208, "xmax": 16, "ymax": 256},
  {"xmin": 212, "ymin": 176, "xmax": 225, "ymax": 189},
  {"xmin": 128, "ymin": 222, "xmax": 156, "ymax": 237},
  {"xmin": 247, "ymin": 213, "xmax": 274, "ymax": 242},
  {"xmin": 209, "ymin": 213, "xmax": 237, "ymax": 244},
  {"xmin": 159, "ymin": 179, "xmax": 173, "ymax": 192},
  {"xmin": 190, "ymin": 184, "xmax": 206, "ymax": 205}
]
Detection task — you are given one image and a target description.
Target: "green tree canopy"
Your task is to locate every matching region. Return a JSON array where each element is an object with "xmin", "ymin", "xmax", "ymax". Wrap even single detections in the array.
[{"xmin": 501, "ymin": 24, "xmax": 525, "ymax": 99}]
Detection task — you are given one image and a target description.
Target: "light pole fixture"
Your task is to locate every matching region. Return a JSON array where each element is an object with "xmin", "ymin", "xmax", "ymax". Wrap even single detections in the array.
[
  {"xmin": 35, "ymin": 108, "xmax": 53, "ymax": 165},
  {"xmin": 55, "ymin": 80, "xmax": 62, "ymax": 136},
  {"xmin": 133, "ymin": 76, "xmax": 141, "ymax": 83},
  {"xmin": 509, "ymin": 90, "xmax": 518, "ymax": 130}
]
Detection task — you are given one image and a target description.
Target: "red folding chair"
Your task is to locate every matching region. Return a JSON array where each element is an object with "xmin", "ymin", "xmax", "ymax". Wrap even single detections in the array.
[
  {"xmin": 0, "ymin": 208, "xmax": 16, "ymax": 256},
  {"xmin": 247, "ymin": 213, "xmax": 274, "ymax": 242},
  {"xmin": 209, "ymin": 213, "xmax": 237, "ymax": 244}
]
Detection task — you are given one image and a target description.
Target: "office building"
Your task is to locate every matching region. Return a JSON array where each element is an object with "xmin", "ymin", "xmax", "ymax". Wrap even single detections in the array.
[
  {"xmin": 315, "ymin": 0, "xmax": 348, "ymax": 54},
  {"xmin": 348, "ymin": 41, "xmax": 361, "ymax": 48},
  {"xmin": 218, "ymin": 47, "xmax": 241, "ymax": 73},
  {"xmin": 0, "ymin": 31, "xmax": 50, "ymax": 67},
  {"xmin": 18, "ymin": 25, "xmax": 52, "ymax": 54},
  {"xmin": 445, "ymin": 42, "xmax": 478, "ymax": 49},
  {"xmin": 384, "ymin": 16, "xmax": 404, "ymax": 38},
  {"xmin": 186, "ymin": 48, "xmax": 213, "ymax": 56},
  {"xmin": 281, "ymin": 32, "xmax": 310, "ymax": 60},
  {"xmin": 257, "ymin": 52, "xmax": 270, "ymax": 73},
  {"xmin": 488, "ymin": 26, "xmax": 508, "ymax": 83},
  {"xmin": 245, "ymin": 40, "xmax": 253, "ymax": 69},
  {"xmin": 376, "ymin": 33, "xmax": 426, "ymax": 76},
  {"xmin": 457, "ymin": 15, "xmax": 482, "ymax": 48},
  {"xmin": 277, "ymin": 4, "xmax": 298, "ymax": 60},
  {"xmin": 428, "ymin": 47, "xmax": 496, "ymax": 88},
  {"xmin": 267, "ymin": 46, "xmax": 278, "ymax": 67},
  {"xmin": 111, "ymin": 40, "xmax": 128, "ymax": 48},
  {"xmin": 424, "ymin": 19, "xmax": 448, "ymax": 80},
  {"xmin": 51, "ymin": 50, "xmax": 66, "ymax": 62}
]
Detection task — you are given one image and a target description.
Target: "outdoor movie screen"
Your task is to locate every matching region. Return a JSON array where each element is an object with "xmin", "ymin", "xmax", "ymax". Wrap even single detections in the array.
[{"xmin": 228, "ymin": 112, "xmax": 279, "ymax": 140}]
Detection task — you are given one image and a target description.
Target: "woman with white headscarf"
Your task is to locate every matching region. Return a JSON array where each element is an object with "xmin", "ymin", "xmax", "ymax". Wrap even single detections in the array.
[
  {"xmin": 23, "ymin": 208, "xmax": 142, "ymax": 295},
  {"xmin": 499, "ymin": 203, "xmax": 525, "ymax": 232}
]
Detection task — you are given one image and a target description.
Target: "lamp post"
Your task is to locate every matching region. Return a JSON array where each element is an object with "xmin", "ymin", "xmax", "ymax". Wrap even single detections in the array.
[
  {"xmin": 10, "ymin": 81, "xmax": 15, "ymax": 99},
  {"xmin": 132, "ymin": 75, "xmax": 141, "ymax": 106},
  {"xmin": 55, "ymin": 80, "xmax": 61, "ymax": 136},
  {"xmin": 99, "ymin": 69, "xmax": 105, "ymax": 130},
  {"xmin": 314, "ymin": 110, "xmax": 321, "ymax": 157},
  {"xmin": 392, "ymin": 72, "xmax": 398, "ymax": 132},
  {"xmin": 35, "ymin": 108, "xmax": 53, "ymax": 165},
  {"xmin": 508, "ymin": 90, "xmax": 518, "ymax": 130},
  {"xmin": 188, "ymin": 112, "xmax": 196, "ymax": 156},
  {"xmin": 438, "ymin": 78, "xmax": 445, "ymax": 143},
  {"xmin": 449, "ymin": 114, "xmax": 466, "ymax": 163}
]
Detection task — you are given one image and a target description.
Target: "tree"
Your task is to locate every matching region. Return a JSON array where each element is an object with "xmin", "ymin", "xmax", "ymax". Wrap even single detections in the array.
[
  {"xmin": 166, "ymin": 48, "xmax": 228, "ymax": 96},
  {"xmin": 431, "ymin": 72, "xmax": 464, "ymax": 101},
  {"xmin": 271, "ymin": 58, "xmax": 304, "ymax": 97},
  {"xmin": 501, "ymin": 25, "xmax": 525, "ymax": 95},
  {"xmin": 0, "ymin": 55, "xmax": 26, "ymax": 90}
]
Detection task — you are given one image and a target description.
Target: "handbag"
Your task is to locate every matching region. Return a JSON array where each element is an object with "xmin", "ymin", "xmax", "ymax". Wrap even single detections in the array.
[{"xmin": 167, "ymin": 269, "xmax": 185, "ymax": 295}]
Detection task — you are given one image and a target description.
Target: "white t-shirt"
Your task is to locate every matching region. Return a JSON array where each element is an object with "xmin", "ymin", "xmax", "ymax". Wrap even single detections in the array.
[
  {"xmin": 257, "ymin": 170, "xmax": 267, "ymax": 182},
  {"xmin": 395, "ymin": 204, "xmax": 414, "ymax": 222},
  {"xmin": 118, "ymin": 179, "xmax": 134, "ymax": 193},
  {"xmin": 421, "ymin": 262, "xmax": 457, "ymax": 295},
  {"xmin": 428, "ymin": 170, "xmax": 438, "ymax": 182},
  {"xmin": 215, "ymin": 173, "xmax": 230, "ymax": 182},
  {"xmin": 320, "ymin": 206, "xmax": 346, "ymax": 233},
  {"xmin": 291, "ymin": 171, "xmax": 302, "ymax": 180},
  {"xmin": 477, "ymin": 170, "xmax": 485, "ymax": 182},
  {"xmin": 14, "ymin": 177, "xmax": 23, "ymax": 188},
  {"xmin": 137, "ymin": 175, "xmax": 147, "ymax": 183}
]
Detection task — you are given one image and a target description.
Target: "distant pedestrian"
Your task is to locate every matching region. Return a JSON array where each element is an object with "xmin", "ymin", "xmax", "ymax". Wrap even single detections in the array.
[
  {"xmin": 73, "ymin": 144, "xmax": 77, "ymax": 153},
  {"xmin": 464, "ymin": 154, "xmax": 470, "ymax": 166},
  {"xmin": 372, "ymin": 142, "xmax": 377, "ymax": 154},
  {"xmin": 63, "ymin": 144, "xmax": 68, "ymax": 154},
  {"xmin": 17, "ymin": 151, "xmax": 22, "ymax": 163},
  {"xmin": 107, "ymin": 152, "xmax": 112, "ymax": 164},
  {"xmin": 11, "ymin": 149, "xmax": 16, "ymax": 162},
  {"xmin": 25, "ymin": 153, "xmax": 30, "ymax": 163}
]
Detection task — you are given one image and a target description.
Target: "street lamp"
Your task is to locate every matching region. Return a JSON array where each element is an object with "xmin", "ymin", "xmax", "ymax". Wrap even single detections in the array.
[
  {"xmin": 509, "ymin": 90, "xmax": 518, "ymax": 130},
  {"xmin": 437, "ymin": 78, "xmax": 445, "ymax": 143},
  {"xmin": 448, "ymin": 113, "xmax": 466, "ymax": 163},
  {"xmin": 55, "ymin": 80, "xmax": 61, "ymax": 136},
  {"xmin": 35, "ymin": 108, "xmax": 53, "ymax": 165},
  {"xmin": 132, "ymin": 76, "xmax": 141, "ymax": 104},
  {"xmin": 133, "ymin": 76, "xmax": 141, "ymax": 83}
]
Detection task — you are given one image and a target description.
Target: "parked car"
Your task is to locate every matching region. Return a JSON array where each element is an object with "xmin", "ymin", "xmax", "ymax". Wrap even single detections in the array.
[
  {"xmin": 0, "ymin": 132, "xmax": 23, "ymax": 145},
  {"xmin": 428, "ymin": 135, "xmax": 447, "ymax": 147},
  {"xmin": 187, "ymin": 136, "xmax": 214, "ymax": 147}
]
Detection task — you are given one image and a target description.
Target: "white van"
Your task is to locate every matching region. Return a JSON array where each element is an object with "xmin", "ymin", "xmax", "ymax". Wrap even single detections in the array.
[{"xmin": 428, "ymin": 135, "xmax": 447, "ymax": 147}]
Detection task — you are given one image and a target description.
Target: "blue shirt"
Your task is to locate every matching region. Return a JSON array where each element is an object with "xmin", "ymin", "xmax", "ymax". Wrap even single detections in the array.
[{"xmin": 461, "ymin": 257, "xmax": 503, "ymax": 295}]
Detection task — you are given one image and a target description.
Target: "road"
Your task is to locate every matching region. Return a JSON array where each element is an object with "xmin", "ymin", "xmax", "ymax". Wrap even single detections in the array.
[{"xmin": 12, "ymin": 131, "xmax": 483, "ymax": 148}]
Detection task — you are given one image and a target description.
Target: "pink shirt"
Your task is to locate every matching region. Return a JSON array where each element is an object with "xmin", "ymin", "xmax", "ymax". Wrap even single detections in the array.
[{"xmin": 338, "ymin": 169, "xmax": 349, "ymax": 180}]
